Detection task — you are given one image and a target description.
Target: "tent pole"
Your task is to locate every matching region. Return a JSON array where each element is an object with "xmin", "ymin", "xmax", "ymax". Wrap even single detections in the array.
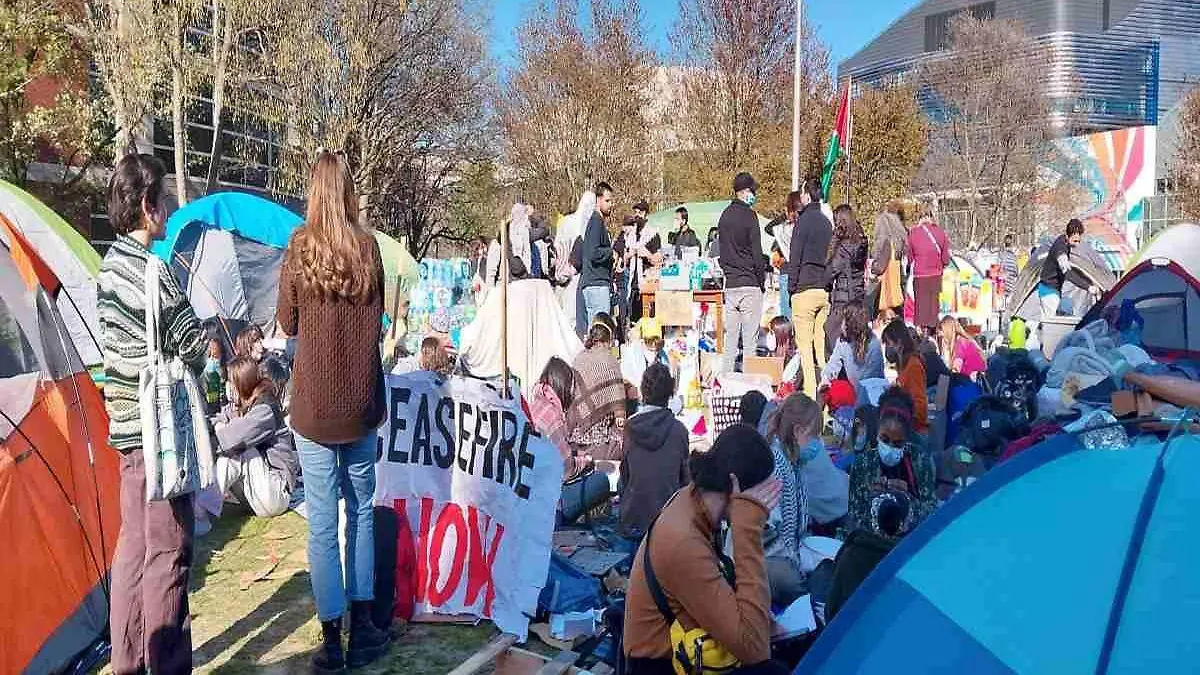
[{"xmin": 500, "ymin": 220, "xmax": 510, "ymax": 400}]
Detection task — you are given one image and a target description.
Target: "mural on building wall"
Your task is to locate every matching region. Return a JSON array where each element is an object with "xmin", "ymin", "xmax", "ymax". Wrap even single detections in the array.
[{"xmin": 1044, "ymin": 125, "xmax": 1156, "ymax": 271}]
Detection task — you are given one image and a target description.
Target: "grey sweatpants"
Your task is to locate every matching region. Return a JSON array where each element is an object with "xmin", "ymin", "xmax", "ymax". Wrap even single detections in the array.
[{"xmin": 723, "ymin": 286, "xmax": 764, "ymax": 373}]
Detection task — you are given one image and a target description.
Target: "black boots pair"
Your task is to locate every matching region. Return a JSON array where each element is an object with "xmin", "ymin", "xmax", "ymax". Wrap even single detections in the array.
[{"xmin": 312, "ymin": 601, "xmax": 390, "ymax": 672}]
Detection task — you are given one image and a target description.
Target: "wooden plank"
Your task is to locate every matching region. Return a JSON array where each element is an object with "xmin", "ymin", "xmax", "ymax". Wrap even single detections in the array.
[
  {"xmin": 535, "ymin": 650, "xmax": 579, "ymax": 675},
  {"xmin": 447, "ymin": 634, "xmax": 519, "ymax": 675}
]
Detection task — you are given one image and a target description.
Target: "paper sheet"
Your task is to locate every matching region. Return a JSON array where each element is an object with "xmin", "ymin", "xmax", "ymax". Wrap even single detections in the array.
[{"xmin": 773, "ymin": 594, "xmax": 817, "ymax": 640}]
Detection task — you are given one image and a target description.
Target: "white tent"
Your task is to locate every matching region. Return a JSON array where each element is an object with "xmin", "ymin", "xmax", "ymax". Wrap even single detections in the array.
[{"xmin": 1082, "ymin": 223, "xmax": 1200, "ymax": 358}]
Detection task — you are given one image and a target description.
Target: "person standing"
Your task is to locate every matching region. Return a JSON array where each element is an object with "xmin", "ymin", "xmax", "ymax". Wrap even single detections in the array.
[
  {"xmin": 1039, "ymin": 218, "xmax": 1100, "ymax": 318},
  {"xmin": 717, "ymin": 172, "xmax": 767, "ymax": 373},
  {"xmin": 100, "ymin": 154, "xmax": 208, "ymax": 675},
  {"xmin": 906, "ymin": 203, "xmax": 951, "ymax": 336},
  {"xmin": 869, "ymin": 199, "xmax": 907, "ymax": 323},
  {"xmin": 825, "ymin": 204, "xmax": 868, "ymax": 357},
  {"xmin": 785, "ymin": 179, "xmax": 833, "ymax": 398},
  {"xmin": 277, "ymin": 151, "xmax": 390, "ymax": 672},
  {"xmin": 580, "ymin": 181, "xmax": 616, "ymax": 332},
  {"xmin": 765, "ymin": 205, "xmax": 795, "ymax": 320},
  {"xmin": 997, "ymin": 233, "xmax": 1019, "ymax": 303},
  {"xmin": 667, "ymin": 206, "xmax": 701, "ymax": 256}
]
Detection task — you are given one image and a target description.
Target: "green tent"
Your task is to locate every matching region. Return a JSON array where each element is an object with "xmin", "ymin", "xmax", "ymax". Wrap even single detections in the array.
[{"xmin": 645, "ymin": 200, "xmax": 775, "ymax": 255}]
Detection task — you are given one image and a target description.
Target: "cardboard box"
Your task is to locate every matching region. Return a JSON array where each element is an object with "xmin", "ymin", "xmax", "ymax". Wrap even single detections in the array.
[
  {"xmin": 656, "ymin": 291, "xmax": 694, "ymax": 326},
  {"xmin": 743, "ymin": 356, "xmax": 785, "ymax": 386}
]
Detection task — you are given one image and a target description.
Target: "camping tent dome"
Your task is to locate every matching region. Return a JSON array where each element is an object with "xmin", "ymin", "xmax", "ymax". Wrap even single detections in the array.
[
  {"xmin": 800, "ymin": 430, "xmax": 1200, "ymax": 675},
  {"xmin": 1006, "ymin": 242, "xmax": 1116, "ymax": 323},
  {"xmin": 1081, "ymin": 222, "xmax": 1200, "ymax": 358},
  {"xmin": 0, "ymin": 180, "xmax": 103, "ymax": 366},
  {"xmin": 0, "ymin": 214, "xmax": 118, "ymax": 674}
]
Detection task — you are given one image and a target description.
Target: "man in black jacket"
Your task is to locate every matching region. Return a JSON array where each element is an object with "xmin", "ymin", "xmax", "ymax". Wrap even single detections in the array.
[
  {"xmin": 786, "ymin": 178, "xmax": 833, "ymax": 397},
  {"xmin": 580, "ymin": 181, "xmax": 616, "ymax": 334},
  {"xmin": 717, "ymin": 172, "xmax": 767, "ymax": 373},
  {"xmin": 1038, "ymin": 218, "xmax": 1100, "ymax": 319},
  {"xmin": 667, "ymin": 206, "xmax": 701, "ymax": 256}
]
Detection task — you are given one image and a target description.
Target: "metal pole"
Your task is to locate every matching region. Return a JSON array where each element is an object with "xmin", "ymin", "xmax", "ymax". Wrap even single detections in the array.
[
  {"xmin": 844, "ymin": 75, "xmax": 852, "ymax": 204},
  {"xmin": 791, "ymin": 0, "xmax": 804, "ymax": 191}
]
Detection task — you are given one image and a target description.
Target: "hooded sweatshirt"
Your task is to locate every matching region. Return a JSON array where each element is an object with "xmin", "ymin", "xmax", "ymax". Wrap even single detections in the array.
[{"xmin": 618, "ymin": 406, "xmax": 690, "ymax": 537}]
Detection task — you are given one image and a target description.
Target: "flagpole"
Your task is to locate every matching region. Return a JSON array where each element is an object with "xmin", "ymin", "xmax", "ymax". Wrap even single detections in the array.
[
  {"xmin": 791, "ymin": 0, "xmax": 804, "ymax": 191},
  {"xmin": 844, "ymin": 76, "xmax": 852, "ymax": 204}
]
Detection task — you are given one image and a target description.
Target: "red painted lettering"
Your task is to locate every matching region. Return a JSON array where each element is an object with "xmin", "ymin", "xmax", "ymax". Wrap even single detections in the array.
[
  {"xmin": 414, "ymin": 497, "xmax": 434, "ymax": 604},
  {"xmin": 465, "ymin": 507, "xmax": 505, "ymax": 616},
  {"xmin": 427, "ymin": 503, "xmax": 467, "ymax": 607}
]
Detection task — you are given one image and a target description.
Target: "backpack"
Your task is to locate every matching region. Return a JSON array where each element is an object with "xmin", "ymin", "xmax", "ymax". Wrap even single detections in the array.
[{"xmin": 954, "ymin": 395, "xmax": 1029, "ymax": 460}]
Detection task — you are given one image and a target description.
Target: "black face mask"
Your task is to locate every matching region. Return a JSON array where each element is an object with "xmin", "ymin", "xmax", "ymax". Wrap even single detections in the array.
[{"xmin": 885, "ymin": 345, "xmax": 900, "ymax": 365}]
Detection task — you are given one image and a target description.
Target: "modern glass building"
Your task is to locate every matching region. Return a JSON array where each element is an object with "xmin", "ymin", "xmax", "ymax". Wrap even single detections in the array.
[{"xmin": 838, "ymin": 0, "xmax": 1200, "ymax": 135}]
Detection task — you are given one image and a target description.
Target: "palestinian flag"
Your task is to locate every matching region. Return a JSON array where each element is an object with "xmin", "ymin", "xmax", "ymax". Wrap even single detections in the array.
[{"xmin": 820, "ymin": 81, "xmax": 852, "ymax": 197}]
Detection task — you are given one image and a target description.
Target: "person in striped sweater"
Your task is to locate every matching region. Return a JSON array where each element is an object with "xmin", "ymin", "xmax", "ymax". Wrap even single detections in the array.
[{"xmin": 99, "ymin": 154, "xmax": 207, "ymax": 675}]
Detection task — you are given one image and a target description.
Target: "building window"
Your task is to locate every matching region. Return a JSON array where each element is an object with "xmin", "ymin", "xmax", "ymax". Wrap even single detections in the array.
[{"xmin": 924, "ymin": 2, "xmax": 996, "ymax": 52}]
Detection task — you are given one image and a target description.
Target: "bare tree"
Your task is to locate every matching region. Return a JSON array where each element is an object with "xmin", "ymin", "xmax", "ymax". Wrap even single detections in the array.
[
  {"xmin": 917, "ymin": 14, "xmax": 1081, "ymax": 246},
  {"xmin": 666, "ymin": 0, "xmax": 831, "ymax": 212},
  {"xmin": 498, "ymin": 0, "xmax": 659, "ymax": 211},
  {"xmin": 1172, "ymin": 87, "xmax": 1200, "ymax": 220},
  {"xmin": 275, "ymin": 0, "xmax": 494, "ymax": 256}
]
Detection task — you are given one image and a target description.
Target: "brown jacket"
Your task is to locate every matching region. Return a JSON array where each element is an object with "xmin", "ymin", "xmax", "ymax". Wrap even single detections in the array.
[
  {"xmin": 623, "ymin": 486, "xmax": 772, "ymax": 664},
  {"xmin": 276, "ymin": 229, "xmax": 385, "ymax": 444}
]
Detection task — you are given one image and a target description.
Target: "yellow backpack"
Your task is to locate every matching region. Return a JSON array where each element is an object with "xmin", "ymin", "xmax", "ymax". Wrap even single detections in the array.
[{"xmin": 643, "ymin": 519, "xmax": 741, "ymax": 675}]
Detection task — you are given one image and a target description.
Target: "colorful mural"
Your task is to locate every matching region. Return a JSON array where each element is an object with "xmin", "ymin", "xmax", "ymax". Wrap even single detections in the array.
[{"xmin": 1045, "ymin": 125, "xmax": 1156, "ymax": 272}]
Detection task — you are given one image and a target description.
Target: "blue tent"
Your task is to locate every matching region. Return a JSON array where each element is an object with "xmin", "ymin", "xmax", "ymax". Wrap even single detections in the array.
[
  {"xmin": 153, "ymin": 192, "xmax": 301, "ymax": 331},
  {"xmin": 800, "ymin": 430, "xmax": 1200, "ymax": 674}
]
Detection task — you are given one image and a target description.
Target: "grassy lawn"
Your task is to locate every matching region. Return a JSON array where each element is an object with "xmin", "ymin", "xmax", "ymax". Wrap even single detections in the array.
[{"xmin": 104, "ymin": 507, "xmax": 499, "ymax": 674}]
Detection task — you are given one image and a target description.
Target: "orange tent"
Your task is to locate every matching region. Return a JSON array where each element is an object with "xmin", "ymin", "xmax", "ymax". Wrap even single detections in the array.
[{"xmin": 0, "ymin": 213, "xmax": 120, "ymax": 674}]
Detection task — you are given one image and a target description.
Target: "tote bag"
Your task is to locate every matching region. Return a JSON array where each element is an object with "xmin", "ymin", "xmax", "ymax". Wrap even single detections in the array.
[
  {"xmin": 879, "ymin": 243, "xmax": 905, "ymax": 310},
  {"xmin": 139, "ymin": 257, "xmax": 215, "ymax": 501}
]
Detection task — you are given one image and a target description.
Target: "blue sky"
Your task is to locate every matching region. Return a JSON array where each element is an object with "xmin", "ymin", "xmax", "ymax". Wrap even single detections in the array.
[{"xmin": 489, "ymin": 0, "xmax": 924, "ymax": 70}]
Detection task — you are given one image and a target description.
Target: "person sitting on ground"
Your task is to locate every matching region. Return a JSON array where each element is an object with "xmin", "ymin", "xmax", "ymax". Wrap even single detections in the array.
[
  {"xmin": 767, "ymin": 394, "xmax": 848, "ymax": 549},
  {"xmin": 622, "ymin": 317, "xmax": 676, "ymax": 394},
  {"xmin": 845, "ymin": 387, "xmax": 936, "ymax": 536},
  {"xmin": 819, "ymin": 304, "xmax": 884, "ymax": 402},
  {"xmin": 568, "ymin": 313, "xmax": 628, "ymax": 461},
  {"xmin": 937, "ymin": 315, "xmax": 986, "ymax": 381},
  {"xmin": 619, "ymin": 364, "xmax": 690, "ymax": 539},
  {"xmin": 234, "ymin": 324, "xmax": 265, "ymax": 362},
  {"xmin": 623, "ymin": 424, "xmax": 788, "ymax": 675},
  {"xmin": 530, "ymin": 356, "xmax": 585, "ymax": 479},
  {"xmin": 881, "ymin": 319, "xmax": 929, "ymax": 433},
  {"xmin": 761, "ymin": 394, "xmax": 817, "ymax": 607},
  {"xmin": 740, "ymin": 390, "xmax": 771, "ymax": 438},
  {"xmin": 212, "ymin": 358, "xmax": 300, "ymax": 518}
]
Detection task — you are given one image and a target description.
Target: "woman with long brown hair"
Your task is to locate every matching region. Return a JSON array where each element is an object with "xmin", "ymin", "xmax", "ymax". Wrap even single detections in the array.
[
  {"xmin": 277, "ymin": 150, "xmax": 389, "ymax": 671},
  {"xmin": 825, "ymin": 204, "xmax": 868, "ymax": 356}
]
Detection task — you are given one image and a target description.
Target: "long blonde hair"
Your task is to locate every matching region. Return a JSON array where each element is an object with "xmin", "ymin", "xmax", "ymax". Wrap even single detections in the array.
[
  {"xmin": 286, "ymin": 151, "xmax": 378, "ymax": 303},
  {"xmin": 766, "ymin": 393, "xmax": 822, "ymax": 462}
]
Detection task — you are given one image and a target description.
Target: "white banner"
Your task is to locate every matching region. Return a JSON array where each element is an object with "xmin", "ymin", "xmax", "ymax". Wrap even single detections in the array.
[{"xmin": 374, "ymin": 371, "xmax": 563, "ymax": 639}]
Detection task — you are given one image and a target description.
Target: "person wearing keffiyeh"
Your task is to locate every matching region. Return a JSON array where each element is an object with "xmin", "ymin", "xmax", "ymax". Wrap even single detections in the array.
[
  {"xmin": 567, "ymin": 314, "xmax": 629, "ymax": 462},
  {"xmin": 529, "ymin": 356, "xmax": 589, "ymax": 481}
]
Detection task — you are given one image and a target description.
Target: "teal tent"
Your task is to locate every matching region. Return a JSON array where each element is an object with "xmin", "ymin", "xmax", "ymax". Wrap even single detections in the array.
[
  {"xmin": 801, "ymin": 430, "xmax": 1200, "ymax": 674},
  {"xmin": 645, "ymin": 201, "xmax": 774, "ymax": 255}
]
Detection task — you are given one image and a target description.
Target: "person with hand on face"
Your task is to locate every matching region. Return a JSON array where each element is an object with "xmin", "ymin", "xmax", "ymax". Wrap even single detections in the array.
[
  {"xmin": 100, "ymin": 154, "xmax": 208, "ymax": 675},
  {"xmin": 846, "ymin": 387, "xmax": 936, "ymax": 537},
  {"xmin": 763, "ymin": 394, "xmax": 848, "ymax": 606},
  {"xmin": 1039, "ymin": 218, "xmax": 1100, "ymax": 319},
  {"xmin": 881, "ymin": 319, "xmax": 928, "ymax": 433},
  {"xmin": 785, "ymin": 179, "xmax": 834, "ymax": 397},
  {"xmin": 581, "ymin": 182, "xmax": 616, "ymax": 330},
  {"xmin": 717, "ymin": 173, "xmax": 768, "ymax": 373},
  {"xmin": 624, "ymin": 424, "xmax": 789, "ymax": 675}
]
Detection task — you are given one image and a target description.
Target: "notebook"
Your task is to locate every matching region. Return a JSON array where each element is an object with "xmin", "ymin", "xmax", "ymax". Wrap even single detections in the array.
[{"xmin": 772, "ymin": 594, "xmax": 817, "ymax": 641}]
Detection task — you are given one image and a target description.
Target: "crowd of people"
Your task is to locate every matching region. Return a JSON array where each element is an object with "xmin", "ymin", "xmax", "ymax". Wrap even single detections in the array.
[{"xmin": 99, "ymin": 141, "xmax": 1109, "ymax": 675}]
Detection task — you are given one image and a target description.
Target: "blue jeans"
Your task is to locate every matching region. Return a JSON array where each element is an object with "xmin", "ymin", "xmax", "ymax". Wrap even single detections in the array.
[
  {"xmin": 295, "ymin": 431, "xmax": 377, "ymax": 621},
  {"xmin": 581, "ymin": 284, "xmax": 611, "ymax": 330},
  {"xmin": 778, "ymin": 274, "xmax": 791, "ymax": 319}
]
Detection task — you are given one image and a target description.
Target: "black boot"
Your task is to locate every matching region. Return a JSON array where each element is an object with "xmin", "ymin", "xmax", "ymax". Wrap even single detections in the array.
[
  {"xmin": 312, "ymin": 618, "xmax": 346, "ymax": 673},
  {"xmin": 346, "ymin": 601, "xmax": 390, "ymax": 668}
]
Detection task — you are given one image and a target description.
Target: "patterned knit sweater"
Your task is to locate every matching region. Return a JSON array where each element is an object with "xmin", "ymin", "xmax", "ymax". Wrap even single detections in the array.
[{"xmin": 98, "ymin": 234, "xmax": 207, "ymax": 453}]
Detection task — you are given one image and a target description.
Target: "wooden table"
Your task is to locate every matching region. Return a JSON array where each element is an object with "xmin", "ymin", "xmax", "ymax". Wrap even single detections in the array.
[{"xmin": 640, "ymin": 289, "xmax": 726, "ymax": 353}]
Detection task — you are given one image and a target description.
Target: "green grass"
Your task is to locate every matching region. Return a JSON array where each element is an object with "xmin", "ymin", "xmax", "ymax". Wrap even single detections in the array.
[{"xmin": 102, "ymin": 507, "xmax": 500, "ymax": 674}]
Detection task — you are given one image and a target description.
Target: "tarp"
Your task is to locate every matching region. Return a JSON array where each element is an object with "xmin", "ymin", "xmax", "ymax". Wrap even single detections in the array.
[
  {"xmin": 373, "ymin": 371, "xmax": 563, "ymax": 640},
  {"xmin": 459, "ymin": 279, "xmax": 583, "ymax": 395},
  {"xmin": 800, "ymin": 430, "xmax": 1200, "ymax": 675},
  {"xmin": 645, "ymin": 201, "xmax": 774, "ymax": 255},
  {"xmin": 1081, "ymin": 223, "xmax": 1200, "ymax": 358},
  {"xmin": 0, "ymin": 180, "xmax": 103, "ymax": 366},
  {"xmin": 374, "ymin": 230, "xmax": 421, "ymax": 314},
  {"xmin": 1005, "ymin": 244, "xmax": 1116, "ymax": 323},
  {"xmin": 0, "ymin": 214, "xmax": 119, "ymax": 675}
]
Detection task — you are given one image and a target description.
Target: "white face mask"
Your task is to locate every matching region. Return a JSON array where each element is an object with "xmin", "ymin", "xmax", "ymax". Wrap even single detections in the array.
[{"xmin": 877, "ymin": 440, "xmax": 905, "ymax": 467}]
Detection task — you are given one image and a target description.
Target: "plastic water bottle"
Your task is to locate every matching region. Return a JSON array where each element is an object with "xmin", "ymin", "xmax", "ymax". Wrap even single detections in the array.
[{"xmin": 204, "ymin": 359, "xmax": 222, "ymax": 406}]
